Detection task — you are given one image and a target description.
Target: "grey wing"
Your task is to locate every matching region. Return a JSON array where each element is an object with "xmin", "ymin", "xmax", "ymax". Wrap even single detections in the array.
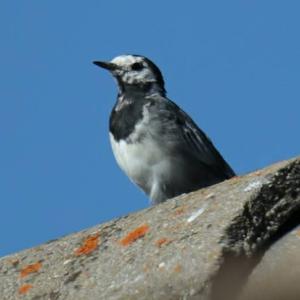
[
  {"xmin": 148, "ymin": 95, "xmax": 235, "ymax": 179},
  {"xmin": 179, "ymin": 108, "xmax": 235, "ymax": 178}
]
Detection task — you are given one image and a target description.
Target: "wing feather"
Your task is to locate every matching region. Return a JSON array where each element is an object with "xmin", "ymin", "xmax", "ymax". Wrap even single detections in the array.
[{"xmin": 147, "ymin": 95, "xmax": 235, "ymax": 179}]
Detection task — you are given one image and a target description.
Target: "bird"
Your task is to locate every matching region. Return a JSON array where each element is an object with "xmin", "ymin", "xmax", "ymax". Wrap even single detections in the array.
[{"xmin": 93, "ymin": 54, "xmax": 235, "ymax": 205}]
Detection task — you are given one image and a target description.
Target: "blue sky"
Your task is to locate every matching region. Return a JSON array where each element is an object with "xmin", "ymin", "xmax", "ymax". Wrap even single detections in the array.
[{"xmin": 1, "ymin": 1, "xmax": 299, "ymax": 257}]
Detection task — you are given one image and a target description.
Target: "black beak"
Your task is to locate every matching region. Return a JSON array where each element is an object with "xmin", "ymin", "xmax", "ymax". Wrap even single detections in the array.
[{"xmin": 93, "ymin": 61, "xmax": 118, "ymax": 71}]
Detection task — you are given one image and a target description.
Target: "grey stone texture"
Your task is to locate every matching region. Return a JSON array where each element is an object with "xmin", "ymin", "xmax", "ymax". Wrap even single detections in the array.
[{"xmin": 0, "ymin": 156, "xmax": 300, "ymax": 300}]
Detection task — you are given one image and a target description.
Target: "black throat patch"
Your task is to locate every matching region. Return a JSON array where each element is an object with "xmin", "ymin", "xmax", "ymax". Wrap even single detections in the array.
[{"xmin": 109, "ymin": 95, "xmax": 149, "ymax": 141}]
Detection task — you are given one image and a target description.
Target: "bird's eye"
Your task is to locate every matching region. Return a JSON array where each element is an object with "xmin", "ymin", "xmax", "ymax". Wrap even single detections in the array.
[{"xmin": 131, "ymin": 62, "xmax": 143, "ymax": 71}]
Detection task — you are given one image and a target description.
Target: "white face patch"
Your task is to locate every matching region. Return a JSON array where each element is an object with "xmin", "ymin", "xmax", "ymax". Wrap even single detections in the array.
[{"xmin": 110, "ymin": 55, "xmax": 157, "ymax": 85}]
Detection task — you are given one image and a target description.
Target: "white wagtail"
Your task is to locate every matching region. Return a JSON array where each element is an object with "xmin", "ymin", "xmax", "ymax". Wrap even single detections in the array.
[{"xmin": 93, "ymin": 55, "xmax": 235, "ymax": 205}]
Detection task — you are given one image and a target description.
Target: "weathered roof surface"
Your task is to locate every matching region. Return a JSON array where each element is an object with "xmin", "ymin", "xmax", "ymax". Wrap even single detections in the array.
[{"xmin": 0, "ymin": 156, "xmax": 300, "ymax": 300}]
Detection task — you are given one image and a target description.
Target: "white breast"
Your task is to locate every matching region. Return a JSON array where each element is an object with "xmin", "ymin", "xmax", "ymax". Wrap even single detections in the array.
[{"xmin": 109, "ymin": 132, "xmax": 168, "ymax": 193}]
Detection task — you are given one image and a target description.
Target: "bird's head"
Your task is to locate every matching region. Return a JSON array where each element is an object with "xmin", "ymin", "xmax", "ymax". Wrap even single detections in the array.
[{"xmin": 93, "ymin": 54, "xmax": 166, "ymax": 96}]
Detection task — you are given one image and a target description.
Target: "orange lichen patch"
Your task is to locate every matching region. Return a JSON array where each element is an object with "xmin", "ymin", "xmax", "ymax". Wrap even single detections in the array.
[
  {"xmin": 20, "ymin": 262, "xmax": 42, "ymax": 278},
  {"xmin": 10, "ymin": 258, "xmax": 19, "ymax": 267},
  {"xmin": 252, "ymin": 170, "xmax": 262, "ymax": 176},
  {"xmin": 228, "ymin": 178, "xmax": 240, "ymax": 185},
  {"xmin": 174, "ymin": 207, "xmax": 186, "ymax": 216},
  {"xmin": 173, "ymin": 264, "xmax": 182, "ymax": 273},
  {"xmin": 296, "ymin": 229, "xmax": 300, "ymax": 238},
  {"xmin": 18, "ymin": 284, "xmax": 33, "ymax": 295},
  {"xmin": 75, "ymin": 233, "xmax": 100, "ymax": 256},
  {"xmin": 120, "ymin": 224, "xmax": 149, "ymax": 246},
  {"xmin": 155, "ymin": 238, "xmax": 171, "ymax": 248}
]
